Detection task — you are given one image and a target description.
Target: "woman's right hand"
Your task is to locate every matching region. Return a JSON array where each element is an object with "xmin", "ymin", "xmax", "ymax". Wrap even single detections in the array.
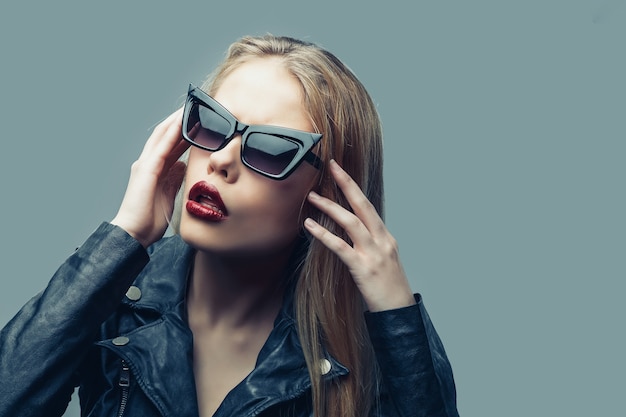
[{"xmin": 111, "ymin": 108, "xmax": 190, "ymax": 248}]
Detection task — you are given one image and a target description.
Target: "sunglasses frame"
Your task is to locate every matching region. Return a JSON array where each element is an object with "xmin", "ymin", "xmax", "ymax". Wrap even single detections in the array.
[{"xmin": 182, "ymin": 84, "xmax": 323, "ymax": 180}]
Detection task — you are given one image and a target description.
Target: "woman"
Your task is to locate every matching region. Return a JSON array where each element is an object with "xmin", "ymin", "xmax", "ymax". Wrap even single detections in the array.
[{"xmin": 0, "ymin": 35, "xmax": 458, "ymax": 417}]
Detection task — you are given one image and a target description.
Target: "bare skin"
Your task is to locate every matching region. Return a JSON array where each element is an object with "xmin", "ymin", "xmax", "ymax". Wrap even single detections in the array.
[
  {"xmin": 178, "ymin": 59, "xmax": 320, "ymax": 416},
  {"xmin": 304, "ymin": 160, "xmax": 416, "ymax": 312},
  {"xmin": 186, "ymin": 251, "xmax": 288, "ymax": 416},
  {"xmin": 111, "ymin": 58, "xmax": 414, "ymax": 416}
]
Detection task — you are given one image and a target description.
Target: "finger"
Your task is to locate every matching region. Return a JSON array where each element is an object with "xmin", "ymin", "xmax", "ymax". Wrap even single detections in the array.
[
  {"xmin": 140, "ymin": 107, "xmax": 185, "ymax": 157},
  {"xmin": 163, "ymin": 160, "xmax": 187, "ymax": 202},
  {"xmin": 304, "ymin": 217, "xmax": 358, "ymax": 266},
  {"xmin": 163, "ymin": 138, "xmax": 190, "ymax": 170},
  {"xmin": 136, "ymin": 109, "xmax": 186, "ymax": 175},
  {"xmin": 328, "ymin": 159, "xmax": 387, "ymax": 237},
  {"xmin": 150, "ymin": 107, "xmax": 186, "ymax": 157},
  {"xmin": 307, "ymin": 191, "xmax": 374, "ymax": 250}
]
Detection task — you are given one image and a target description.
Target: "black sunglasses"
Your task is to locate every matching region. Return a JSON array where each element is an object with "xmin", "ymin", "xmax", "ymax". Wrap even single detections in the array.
[{"xmin": 182, "ymin": 84, "xmax": 323, "ymax": 180}]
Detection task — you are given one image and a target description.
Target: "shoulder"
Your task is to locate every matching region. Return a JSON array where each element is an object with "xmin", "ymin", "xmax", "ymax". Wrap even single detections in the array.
[{"xmin": 124, "ymin": 234, "xmax": 195, "ymax": 311}]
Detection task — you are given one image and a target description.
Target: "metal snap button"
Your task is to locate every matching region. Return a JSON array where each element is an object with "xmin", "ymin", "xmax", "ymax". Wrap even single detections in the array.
[
  {"xmin": 112, "ymin": 336, "xmax": 130, "ymax": 346},
  {"xmin": 320, "ymin": 358, "xmax": 332, "ymax": 375},
  {"xmin": 125, "ymin": 286, "xmax": 142, "ymax": 301}
]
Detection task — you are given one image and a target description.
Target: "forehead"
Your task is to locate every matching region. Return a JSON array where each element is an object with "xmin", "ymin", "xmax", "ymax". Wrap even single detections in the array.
[{"xmin": 213, "ymin": 58, "xmax": 312, "ymax": 131}]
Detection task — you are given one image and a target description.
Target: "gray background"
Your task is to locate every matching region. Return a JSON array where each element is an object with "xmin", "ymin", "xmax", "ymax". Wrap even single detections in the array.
[{"xmin": 1, "ymin": 1, "xmax": 624, "ymax": 416}]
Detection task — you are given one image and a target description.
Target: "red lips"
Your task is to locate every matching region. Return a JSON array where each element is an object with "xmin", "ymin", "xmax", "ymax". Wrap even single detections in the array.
[{"xmin": 186, "ymin": 181, "xmax": 228, "ymax": 221}]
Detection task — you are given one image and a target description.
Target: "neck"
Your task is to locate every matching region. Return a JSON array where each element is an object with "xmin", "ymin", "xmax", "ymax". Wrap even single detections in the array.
[{"xmin": 186, "ymin": 247, "xmax": 294, "ymax": 330}]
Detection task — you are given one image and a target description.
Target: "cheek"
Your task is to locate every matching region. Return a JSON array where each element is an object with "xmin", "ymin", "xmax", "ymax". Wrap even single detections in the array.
[
  {"xmin": 245, "ymin": 181, "xmax": 310, "ymax": 240},
  {"xmin": 257, "ymin": 183, "xmax": 307, "ymax": 225}
]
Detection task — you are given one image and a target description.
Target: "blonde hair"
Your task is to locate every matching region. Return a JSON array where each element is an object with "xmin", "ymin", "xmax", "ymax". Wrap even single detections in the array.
[{"xmin": 197, "ymin": 35, "xmax": 384, "ymax": 417}]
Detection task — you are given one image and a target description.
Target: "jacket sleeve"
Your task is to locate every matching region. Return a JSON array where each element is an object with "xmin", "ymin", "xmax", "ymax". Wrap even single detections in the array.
[
  {"xmin": 0, "ymin": 222, "xmax": 150, "ymax": 417},
  {"xmin": 365, "ymin": 294, "xmax": 459, "ymax": 417}
]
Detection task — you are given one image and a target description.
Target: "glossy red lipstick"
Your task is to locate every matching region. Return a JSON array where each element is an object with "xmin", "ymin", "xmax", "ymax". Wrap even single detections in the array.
[{"xmin": 186, "ymin": 181, "xmax": 228, "ymax": 222}]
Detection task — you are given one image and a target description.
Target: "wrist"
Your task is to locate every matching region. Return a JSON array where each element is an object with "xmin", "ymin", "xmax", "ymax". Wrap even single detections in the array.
[
  {"xmin": 110, "ymin": 218, "xmax": 150, "ymax": 248},
  {"xmin": 363, "ymin": 286, "xmax": 416, "ymax": 312}
]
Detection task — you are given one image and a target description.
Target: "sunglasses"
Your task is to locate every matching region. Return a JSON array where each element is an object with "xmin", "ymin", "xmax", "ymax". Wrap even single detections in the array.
[{"xmin": 182, "ymin": 84, "xmax": 323, "ymax": 180}]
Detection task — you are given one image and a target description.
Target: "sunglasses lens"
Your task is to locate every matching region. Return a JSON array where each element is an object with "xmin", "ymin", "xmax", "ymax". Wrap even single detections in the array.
[
  {"xmin": 244, "ymin": 133, "xmax": 300, "ymax": 176},
  {"xmin": 186, "ymin": 103, "xmax": 230, "ymax": 149}
]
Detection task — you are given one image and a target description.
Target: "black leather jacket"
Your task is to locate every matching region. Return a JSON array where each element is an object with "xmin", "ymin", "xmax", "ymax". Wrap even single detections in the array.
[{"xmin": 0, "ymin": 223, "xmax": 459, "ymax": 417}]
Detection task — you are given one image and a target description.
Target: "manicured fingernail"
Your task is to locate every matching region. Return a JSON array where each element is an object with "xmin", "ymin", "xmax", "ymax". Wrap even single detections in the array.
[
  {"xmin": 304, "ymin": 218, "xmax": 317, "ymax": 228},
  {"xmin": 308, "ymin": 191, "xmax": 320, "ymax": 200}
]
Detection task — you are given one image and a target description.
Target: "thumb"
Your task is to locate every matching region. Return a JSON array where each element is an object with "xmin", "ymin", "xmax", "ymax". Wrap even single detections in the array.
[{"xmin": 164, "ymin": 161, "xmax": 187, "ymax": 202}]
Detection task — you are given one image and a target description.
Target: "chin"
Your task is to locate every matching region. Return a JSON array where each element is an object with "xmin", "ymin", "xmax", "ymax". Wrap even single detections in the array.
[{"xmin": 180, "ymin": 216, "xmax": 297, "ymax": 260}]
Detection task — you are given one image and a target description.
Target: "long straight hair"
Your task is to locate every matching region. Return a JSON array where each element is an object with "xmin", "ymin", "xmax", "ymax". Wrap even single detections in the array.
[{"xmin": 201, "ymin": 35, "xmax": 385, "ymax": 417}]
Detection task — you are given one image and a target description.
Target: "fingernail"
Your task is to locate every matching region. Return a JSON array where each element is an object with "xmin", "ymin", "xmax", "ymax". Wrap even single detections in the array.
[
  {"xmin": 308, "ymin": 191, "xmax": 320, "ymax": 200},
  {"xmin": 304, "ymin": 218, "xmax": 317, "ymax": 228}
]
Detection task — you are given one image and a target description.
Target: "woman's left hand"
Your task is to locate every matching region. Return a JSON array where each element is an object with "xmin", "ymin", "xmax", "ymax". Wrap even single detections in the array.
[{"xmin": 304, "ymin": 160, "xmax": 416, "ymax": 312}]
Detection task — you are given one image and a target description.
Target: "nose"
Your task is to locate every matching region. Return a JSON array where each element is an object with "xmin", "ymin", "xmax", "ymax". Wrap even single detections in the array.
[{"xmin": 207, "ymin": 135, "xmax": 242, "ymax": 181}]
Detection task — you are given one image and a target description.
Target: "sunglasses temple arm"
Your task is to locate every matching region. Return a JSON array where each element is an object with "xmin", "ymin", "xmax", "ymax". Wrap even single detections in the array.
[{"xmin": 304, "ymin": 152, "xmax": 323, "ymax": 169}]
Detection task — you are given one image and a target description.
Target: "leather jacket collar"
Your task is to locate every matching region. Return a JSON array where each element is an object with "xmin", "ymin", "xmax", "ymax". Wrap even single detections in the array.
[{"xmin": 97, "ymin": 234, "xmax": 348, "ymax": 417}]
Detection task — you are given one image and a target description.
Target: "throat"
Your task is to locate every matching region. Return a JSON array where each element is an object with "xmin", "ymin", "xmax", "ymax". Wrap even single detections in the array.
[
  {"xmin": 186, "ymin": 250, "xmax": 290, "ymax": 326},
  {"xmin": 190, "ymin": 299, "xmax": 276, "ymax": 417}
]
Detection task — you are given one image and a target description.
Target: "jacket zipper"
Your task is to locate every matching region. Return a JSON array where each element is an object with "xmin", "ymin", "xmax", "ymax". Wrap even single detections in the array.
[{"xmin": 117, "ymin": 359, "xmax": 131, "ymax": 417}]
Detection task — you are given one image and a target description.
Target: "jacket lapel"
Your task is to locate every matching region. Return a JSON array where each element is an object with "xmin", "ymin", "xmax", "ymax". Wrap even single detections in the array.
[
  {"xmin": 214, "ymin": 311, "xmax": 349, "ymax": 417},
  {"xmin": 100, "ymin": 234, "xmax": 349, "ymax": 417}
]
